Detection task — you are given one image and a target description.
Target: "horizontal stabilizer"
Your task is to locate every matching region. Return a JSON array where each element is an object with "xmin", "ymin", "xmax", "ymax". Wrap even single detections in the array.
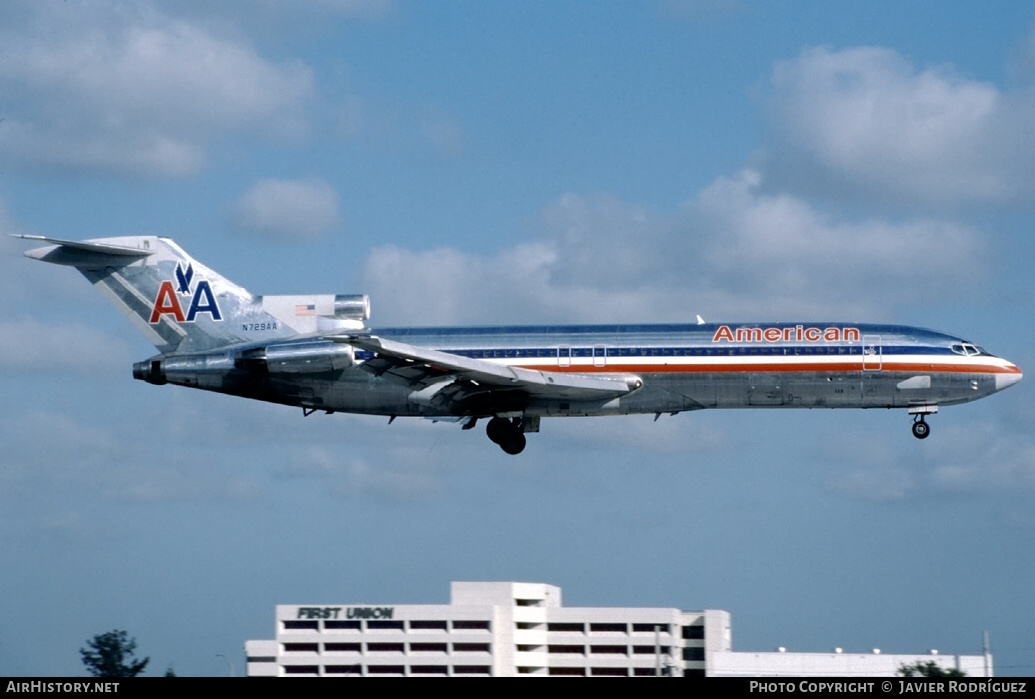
[{"xmin": 14, "ymin": 234, "xmax": 155, "ymax": 268}]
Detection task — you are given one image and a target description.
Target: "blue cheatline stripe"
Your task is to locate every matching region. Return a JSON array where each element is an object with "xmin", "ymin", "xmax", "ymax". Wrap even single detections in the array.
[
  {"xmin": 375, "ymin": 322, "xmax": 961, "ymax": 342},
  {"xmin": 355, "ymin": 345, "xmax": 954, "ymax": 362}
]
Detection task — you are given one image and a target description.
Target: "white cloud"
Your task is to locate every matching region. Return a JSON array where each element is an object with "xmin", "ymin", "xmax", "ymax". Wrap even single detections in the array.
[
  {"xmin": 0, "ymin": 319, "xmax": 131, "ymax": 373},
  {"xmin": 1009, "ymin": 23, "xmax": 1035, "ymax": 83},
  {"xmin": 824, "ymin": 421, "xmax": 1035, "ymax": 502},
  {"xmin": 551, "ymin": 412, "xmax": 726, "ymax": 456},
  {"xmin": 419, "ymin": 106, "xmax": 465, "ymax": 155},
  {"xmin": 360, "ymin": 242, "xmax": 559, "ymax": 325},
  {"xmin": 0, "ymin": 2, "xmax": 313, "ymax": 177},
  {"xmin": 231, "ymin": 178, "xmax": 342, "ymax": 238},
  {"xmin": 656, "ymin": 0, "xmax": 744, "ymax": 21},
  {"xmin": 0, "ymin": 406, "xmax": 272, "ymax": 503},
  {"xmin": 334, "ymin": 96, "xmax": 466, "ymax": 155},
  {"xmin": 279, "ymin": 446, "xmax": 443, "ymax": 500},
  {"xmin": 0, "ymin": 411, "xmax": 123, "ymax": 488},
  {"xmin": 0, "ymin": 201, "xmax": 141, "ymax": 350},
  {"xmin": 309, "ymin": 0, "xmax": 394, "ymax": 20},
  {"xmin": 688, "ymin": 170, "xmax": 982, "ymax": 302},
  {"xmin": 827, "ymin": 467, "xmax": 919, "ymax": 503},
  {"xmin": 153, "ymin": 0, "xmax": 395, "ymax": 21},
  {"xmin": 359, "ymin": 171, "xmax": 984, "ymax": 325},
  {"xmin": 764, "ymin": 46, "xmax": 1035, "ymax": 206},
  {"xmin": 927, "ymin": 423, "xmax": 1035, "ymax": 494}
]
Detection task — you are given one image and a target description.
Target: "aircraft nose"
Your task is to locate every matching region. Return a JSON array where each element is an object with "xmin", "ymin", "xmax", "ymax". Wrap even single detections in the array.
[{"xmin": 995, "ymin": 363, "xmax": 1023, "ymax": 391}]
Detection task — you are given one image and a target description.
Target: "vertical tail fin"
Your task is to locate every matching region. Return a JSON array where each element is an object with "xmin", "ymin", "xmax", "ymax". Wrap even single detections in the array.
[
  {"xmin": 19, "ymin": 235, "xmax": 371, "ymax": 354},
  {"xmin": 18, "ymin": 235, "xmax": 280, "ymax": 353}
]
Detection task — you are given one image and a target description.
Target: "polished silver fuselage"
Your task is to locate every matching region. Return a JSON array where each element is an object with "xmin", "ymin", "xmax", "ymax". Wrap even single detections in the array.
[
  {"xmin": 22, "ymin": 235, "xmax": 1021, "ymax": 452},
  {"xmin": 144, "ymin": 322, "xmax": 1021, "ymax": 419}
]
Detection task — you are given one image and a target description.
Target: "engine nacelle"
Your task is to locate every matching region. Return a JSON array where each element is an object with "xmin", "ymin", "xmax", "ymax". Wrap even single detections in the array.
[
  {"xmin": 260, "ymin": 294, "xmax": 371, "ymax": 333},
  {"xmin": 238, "ymin": 342, "xmax": 355, "ymax": 374},
  {"xmin": 133, "ymin": 352, "xmax": 235, "ymax": 387},
  {"xmin": 331, "ymin": 294, "xmax": 370, "ymax": 321}
]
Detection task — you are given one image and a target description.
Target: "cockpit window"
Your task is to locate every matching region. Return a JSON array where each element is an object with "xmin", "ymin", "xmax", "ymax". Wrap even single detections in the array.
[{"xmin": 952, "ymin": 343, "xmax": 986, "ymax": 356}]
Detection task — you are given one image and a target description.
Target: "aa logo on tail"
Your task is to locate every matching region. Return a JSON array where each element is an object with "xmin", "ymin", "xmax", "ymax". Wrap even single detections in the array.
[{"xmin": 149, "ymin": 263, "xmax": 223, "ymax": 324}]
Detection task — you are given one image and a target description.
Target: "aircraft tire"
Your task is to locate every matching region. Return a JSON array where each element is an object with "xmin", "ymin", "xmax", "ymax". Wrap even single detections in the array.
[
  {"xmin": 486, "ymin": 417, "xmax": 507, "ymax": 445},
  {"xmin": 500, "ymin": 431, "xmax": 526, "ymax": 455},
  {"xmin": 911, "ymin": 420, "xmax": 930, "ymax": 439}
]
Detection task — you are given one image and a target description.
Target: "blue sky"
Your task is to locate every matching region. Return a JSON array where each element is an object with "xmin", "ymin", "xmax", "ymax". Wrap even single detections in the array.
[{"xmin": 2, "ymin": 0, "xmax": 1034, "ymax": 676}]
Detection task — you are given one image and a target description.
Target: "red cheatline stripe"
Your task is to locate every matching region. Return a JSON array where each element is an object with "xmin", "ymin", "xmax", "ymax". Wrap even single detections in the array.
[{"xmin": 513, "ymin": 361, "xmax": 1019, "ymax": 375}]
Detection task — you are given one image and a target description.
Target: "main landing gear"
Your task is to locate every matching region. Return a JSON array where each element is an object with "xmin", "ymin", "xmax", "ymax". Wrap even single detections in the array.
[{"xmin": 486, "ymin": 416, "xmax": 527, "ymax": 455}]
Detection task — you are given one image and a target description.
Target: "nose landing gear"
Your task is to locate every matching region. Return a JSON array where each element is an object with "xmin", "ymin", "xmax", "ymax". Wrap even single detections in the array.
[{"xmin": 908, "ymin": 405, "xmax": 937, "ymax": 440}]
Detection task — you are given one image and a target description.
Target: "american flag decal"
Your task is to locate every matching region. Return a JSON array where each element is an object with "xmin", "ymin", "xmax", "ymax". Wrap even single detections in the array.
[{"xmin": 295, "ymin": 304, "xmax": 316, "ymax": 316}]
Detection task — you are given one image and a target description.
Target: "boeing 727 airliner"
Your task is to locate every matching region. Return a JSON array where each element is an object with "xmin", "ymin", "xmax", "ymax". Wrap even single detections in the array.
[{"xmin": 17, "ymin": 235, "xmax": 1022, "ymax": 454}]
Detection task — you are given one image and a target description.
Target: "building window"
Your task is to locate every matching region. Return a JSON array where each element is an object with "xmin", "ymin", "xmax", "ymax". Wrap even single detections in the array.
[
  {"xmin": 325, "ymin": 620, "xmax": 361, "ymax": 631},
  {"xmin": 410, "ymin": 620, "xmax": 448, "ymax": 631},
  {"xmin": 547, "ymin": 622, "xmax": 584, "ymax": 633},
  {"xmin": 367, "ymin": 642, "xmax": 404, "ymax": 653},
  {"xmin": 283, "ymin": 665, "xmax": 319, "ymax": 675},
  {"xmin": 632, "ymin": 623, "xmax": 670, "ymax": 634},
  {"xmin": 324, "ymin": 643, "xmax": 360, "ymax": 653},
  {"xmin": 324, "ymin": 665, "xmax": 362, "ymax": 675},
  {"xmin": 590, "ymin": 623, "xmax": 626, "ymax": 634},
  {"xmin": 591, "ymin": 667, "xmax": 628, "ymax": 676},
  {"xmin": 366, "ymin": 620, "xmax": 404, "ymax": 631},
  {"xmin": 282, "ymin": 620, "xmax": 318, "ymax": 631},
  {"xmin": 589, "ymin": 645, "xmax": 627, "ymax": 655},
  {"xmin": 547, "ymin": 644, "xmax": 584, "ymax": 655},
  {"xmin": 282, "ymin": 643, "xmax": 318, "ymax": 653},
  {"xmin": 632, "ymin": 645, "xmax": 670, "ymax": 655},
  {"xmin": 452, "ymin": 620, "xmax": 490, "ymax": 631},
  {"xmin": 410, "ymin": 642, "xmax": 448, "ymax": 653},
  {"xmin": 453, "ymin": 665, "xmax": 491, "ymax": 676},
  {"xmin": 682, "ymin": 647, "xmax": 704, "ymax": 661},
  {"xmin": 410, "ymin": 665, "xmax": 448, "ymax": 675},
  {"xmin": 453, "ymin": 643, "xmax": 490, "ymax": 654},
  {"xmin": 548, "ymin": 667, "xmax": 585, "ymax": 676},
  {"xmin": 682, "ymin": 625, "xmax": 704, "ymax": 640},
  {"xmin": 367, "ymin": 665, "xmax": 405, "ymax": 675}
]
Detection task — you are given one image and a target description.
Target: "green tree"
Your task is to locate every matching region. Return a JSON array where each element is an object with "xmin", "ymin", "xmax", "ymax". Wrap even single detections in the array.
[
  {"xmin": 80, "ymin": 630, "xmax": 150, "ymax": 677},
  {"xmin": 898, "ymin": 660, "xmax": 966, "ymax": 677}
]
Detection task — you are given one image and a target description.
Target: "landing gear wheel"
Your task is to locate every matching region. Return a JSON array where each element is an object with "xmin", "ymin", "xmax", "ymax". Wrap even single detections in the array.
[
  {"xmin": 911, "ymin": 418, "xmax": 930, "ymax": 440},
  {"xmin": 500, "ymin": 431, "xmax": 526, "ymax": 455},
  {"xmin": 486, "ymin": 417, "xmax": 507, "ymax": 445},
  {"xmin": 486, "ymin": 417, "xmax": 527, "ymax": 454}
]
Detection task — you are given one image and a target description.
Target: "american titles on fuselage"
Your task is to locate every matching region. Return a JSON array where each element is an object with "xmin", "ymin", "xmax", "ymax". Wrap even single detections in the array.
[{"xmin": 712, "ymin": 325, "xmax": 860, "ymax": 344}]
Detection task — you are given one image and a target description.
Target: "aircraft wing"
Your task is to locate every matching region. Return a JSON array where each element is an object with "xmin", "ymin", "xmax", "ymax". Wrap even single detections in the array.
[{"xmin": 329, "ymin": 334, "xmax": 642, "ymax": 406}]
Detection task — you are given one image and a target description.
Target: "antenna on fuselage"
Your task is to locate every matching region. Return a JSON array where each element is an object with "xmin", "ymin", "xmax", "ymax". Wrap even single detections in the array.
[{"xmin": 696, "ymin": 315, "xmax": 705, "ymax": 325}]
